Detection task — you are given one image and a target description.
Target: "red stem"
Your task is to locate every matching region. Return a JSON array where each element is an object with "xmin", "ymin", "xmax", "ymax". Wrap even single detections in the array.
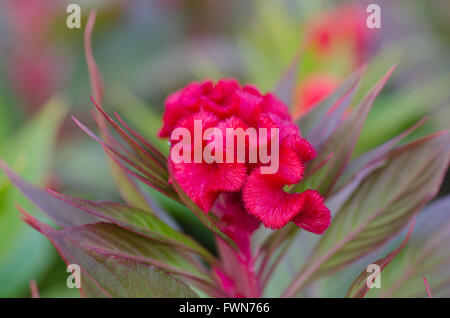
[{"xmin": 216, "ymin": 238, "xmax": 261, "ymax": 298}]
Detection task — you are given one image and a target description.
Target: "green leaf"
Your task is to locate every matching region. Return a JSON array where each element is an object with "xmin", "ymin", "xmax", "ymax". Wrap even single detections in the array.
[
  {"xmin": 0, "ymin": 96, "xmax": 68, "ymax": 297},
  {"xmin": 48, "ymin": 190, "xmax": 217, "ymax": 264},
  {"xmin": 355, "ymin": 72, "xmax": 450, "ymax": 156},
  {"xmin": 283, "ymin": 131, "xmax": 450, "ymax": 297},
  {"xmin": 22, "ymin": 211, "xmax": 201, "ymax": 298},
  {"xmin": 304, "ymin": 66, "xmax": 365, "ymax": 149},
  {"xmin": 91, "ymin": 99, "xmax": 169, "ymax": 186},
  {"xmin": 80, "ymin": 253, "xmax": 199, "ymax": 298},
  {"xmin": 262, "ymin": 228, "xmax": 313, "ymax": 297},
  {"xmin": 0, "ymin": 160, "xmax": 101, "ymax": 228},
  {"xmin": 335, "ymin": 118, "xmax": 427, "ymax": 192},
  {"xmin": 366, "ymin": 196, "xmax": 450, "ymax": 297},
  {"xmin": 346, "ymin": 219, "xmax": 415, "ymax": 298},
  {"xmin": 90, "ymin": 111, "xmax": 171, "ymax": 220}
]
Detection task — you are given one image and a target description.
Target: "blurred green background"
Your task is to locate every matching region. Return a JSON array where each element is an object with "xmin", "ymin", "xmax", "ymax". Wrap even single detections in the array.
[{"xmin": 0, "ymin": 0, "xmax": 449, "ymax": 297}]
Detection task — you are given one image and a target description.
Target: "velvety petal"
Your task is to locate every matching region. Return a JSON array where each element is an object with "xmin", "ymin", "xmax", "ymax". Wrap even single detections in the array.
[
  {"xmin": 233, "ymin": 90, "xmax": 264, "ymax": 126},
  {"xmin": 242, "ymin": 168, "xmax": 305, "ymax": 229},
  {"xmin": 217, "ymin": 116, "xmax": 259, "ymax": 164},
  {"xmin": 275, "ymin": 145, "xmax": 305, "ymax": 185},
  {"xmin": 170, "ymin": 111, "xmax": 219, "ymax": 149},
  {"xmin": 198, "ymin": 79, "xmax": 240, "ymax": 119},
  {"xmin": 202, "ymin": 98, "xmax": 237, "ymax": 119},
  {"xmin": 178, "ymin": 81, "xmax": 210, "ymax": 110},
  {"xmin": 283, "ymin": 134, "xmax": 317, "ymax": 163},
  {"xmin": 257, "ymin": 112, "xmax": 299, "ymax": 142},
  {"xmin": 171, "ymin": 159, "xmax": 247, "ymax": 213},
  {"xmin": 242, "ymin": 170, "xmax": 330, "ymax": 232},
  {"xmin": 291, "ymin": 190, "xmax": 331, "ymax": 234},
  {"xmin": 262, "ymin": 93, "xmax": 292, "ymax": 121},
  {"xmin": 242, "ymin": 84, "xmax": 262, "ymax": 96},
  {"xmin": 209, "ymin": 78, "xmax": 240, "ymax": 104},
  {"xmin": 158, "ymin": 91, "xmax": 192, "ymax": 137},
  {"xmin": 159, "ymin": 81, "xmax": 214, "ymax": 137}
]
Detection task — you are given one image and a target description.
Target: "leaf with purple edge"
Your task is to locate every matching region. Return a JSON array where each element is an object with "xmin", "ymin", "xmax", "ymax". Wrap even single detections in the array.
[
  {"xmin": 115, "ymin": 111, "xmax": 167, "ymax": 167},
  {"xmin": 21, "ymin": 209, "xmax": 202, "ymax": 298},
  {"xmin": 48, "ymin": 189, "xmax": 217, "ymax": 264},
  {"xmin": 0, "ymin": 160, "xmax": 101, "ymax": 228},
  {"xmin": 94, "ymin": 110, "xmax": 163, "ymax": 213},
  {"xmin": 274, "ymin": 40, "xmax": 306, "ymax": 106},
  {"xmin": 283, "ymin": 131, "xmax": 450, "ymax": 297},
  {"xmin": 334, "ymin": 117, "xmax": 428, "ymax": 194},
  {"xmin": 306, "ymin": 65, "xmax": 365, "ymax": 149},
  {"xmin": 84, "ymin": 10, "xmax": 104, "ymax": 104},
  {"xmin": 369, "ymin": 196, "xmax": 450, "ymax": 298},
  {"xmin": 91, "ymin": 97, "xmax": 169, "ymax": 183},
  {"xmin": 72, "ymin": 115, "xmax": 178, "ymax": 201},
  {"xmin": 346, "ymin": 218, "xmax": 415, "ymax": 298},
  {"xmin": 0, "ymin": 97, "xmax": 70, "ymax": 297}
]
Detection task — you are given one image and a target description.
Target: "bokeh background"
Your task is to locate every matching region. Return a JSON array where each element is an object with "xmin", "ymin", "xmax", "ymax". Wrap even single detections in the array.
[{"xmin": 0, "ymin": 0, "xmax": 449, "ymax": 297}]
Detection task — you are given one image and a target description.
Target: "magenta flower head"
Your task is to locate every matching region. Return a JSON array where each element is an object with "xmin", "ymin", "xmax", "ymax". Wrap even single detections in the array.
[{"xmin": 159, "ymin": 79, "xmax": 331, "ymax": 235}]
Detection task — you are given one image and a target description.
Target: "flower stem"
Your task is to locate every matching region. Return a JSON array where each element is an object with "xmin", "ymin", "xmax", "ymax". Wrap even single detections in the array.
[{"xmin": 216, "ymin": 238, "xmax": 260, "ymax": 298}]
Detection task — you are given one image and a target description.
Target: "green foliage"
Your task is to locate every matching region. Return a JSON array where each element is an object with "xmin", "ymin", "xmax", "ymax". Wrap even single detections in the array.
[
  {"xmin": 0, "ymin": 96, "xmax": 68, "ymax": 297},
  {"xmin": 48, "ymin": 191, "xmax": 215, "ymax": 263},
  {"xmin": 23, "ymin": 213, "xmax": 198, "ymax": 298},
  {"xmin": 363, "ymin": 196, "xmax": 450, "ymax": 298}
]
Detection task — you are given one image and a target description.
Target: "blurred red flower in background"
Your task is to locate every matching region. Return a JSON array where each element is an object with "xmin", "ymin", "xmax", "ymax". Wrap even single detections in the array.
[
  {"xmin": 293, "ymin": 4, "xmax": 375, "ymax": 118},
  {"xmin": 5, "ymin": 0, "xmax": 67, "ymax": 111},
  {"xmin": 308, "ymin": 4, "xmax": 372, "ymax": 66},
  {"xmin": 293, "ymin": 74, "xmax": 340, "ymax": 119}
]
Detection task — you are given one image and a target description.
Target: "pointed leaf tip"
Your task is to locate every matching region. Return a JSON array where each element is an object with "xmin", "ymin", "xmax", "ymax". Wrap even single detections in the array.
[
  {"xmin": 84, "ymin": 11, "xmax": 104, "ymax": 103},
  {"xmin": 16, "ymin": 204, "xmax": 54, "ymax": 236},
  {"xmin": 346, "ymin": 218, "xmax": 415, "ymax": 298}
]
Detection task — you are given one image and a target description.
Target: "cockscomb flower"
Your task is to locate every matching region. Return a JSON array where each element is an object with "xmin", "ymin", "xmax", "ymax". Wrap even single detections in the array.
[{"xmin": 159, "ymin": 79, "xmax": 331, "ymax": 234}]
